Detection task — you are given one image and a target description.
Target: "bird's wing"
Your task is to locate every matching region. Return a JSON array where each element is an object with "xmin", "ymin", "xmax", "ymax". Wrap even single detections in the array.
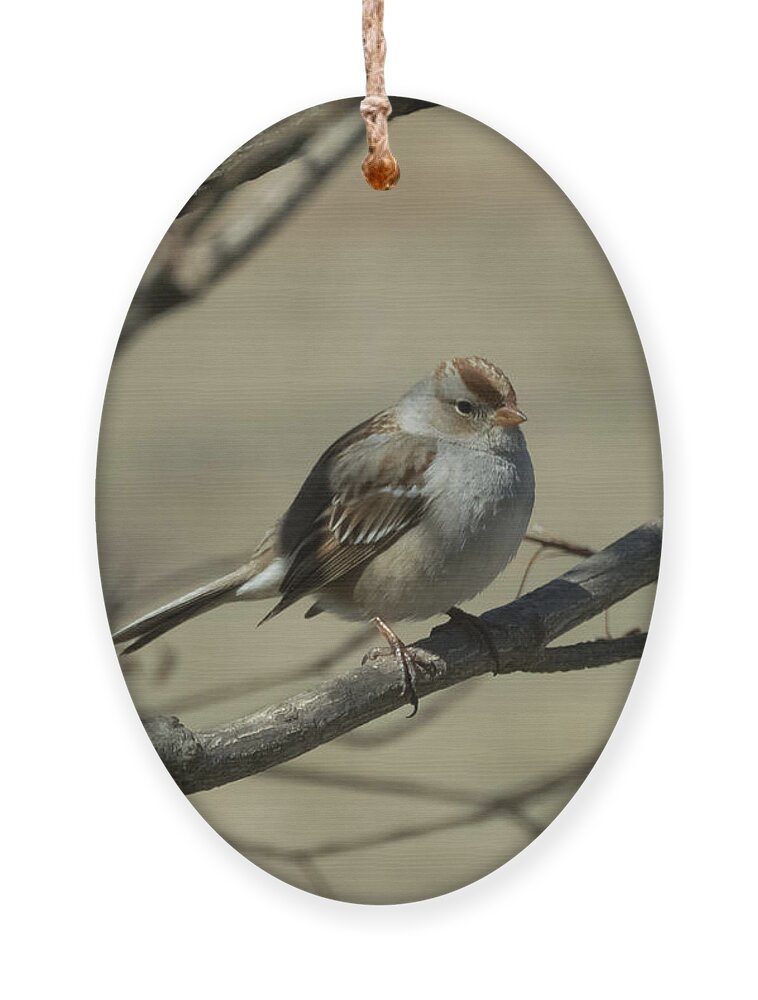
[{"xmin": 260, "ymin": 412, "xmax": 436, "ymax": 622}]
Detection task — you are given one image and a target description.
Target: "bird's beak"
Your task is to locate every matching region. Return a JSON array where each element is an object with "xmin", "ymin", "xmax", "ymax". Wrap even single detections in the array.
[{"xmin": 494, "ymin": 405, "xmax": 527, "ymax": 427}]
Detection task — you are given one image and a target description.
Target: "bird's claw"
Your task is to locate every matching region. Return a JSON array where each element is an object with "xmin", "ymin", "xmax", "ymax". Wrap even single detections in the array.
[{"xmin": 370, "ymin": 617, "xmax": 437, "ymax": 718}]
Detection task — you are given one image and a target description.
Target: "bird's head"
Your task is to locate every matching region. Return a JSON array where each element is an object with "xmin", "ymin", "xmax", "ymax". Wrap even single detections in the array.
[{"xmin": 398, "ymin": 356, "xmax": 527, "ymax": 450}]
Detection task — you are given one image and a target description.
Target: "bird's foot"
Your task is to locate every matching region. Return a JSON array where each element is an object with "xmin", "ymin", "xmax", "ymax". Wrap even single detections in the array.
[
  {"xmin": 370, "ymin": 617, "xmax": 435, "ymax": 718},
  {"xmin": 446, "ymin": 607, "xmax": 502, "ymax": 675}
]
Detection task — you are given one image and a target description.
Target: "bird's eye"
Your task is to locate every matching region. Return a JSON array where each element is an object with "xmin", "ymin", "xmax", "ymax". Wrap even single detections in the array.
[{"xmin": 455, "ymin": 400, "xmax": 474, "ymax": 415}]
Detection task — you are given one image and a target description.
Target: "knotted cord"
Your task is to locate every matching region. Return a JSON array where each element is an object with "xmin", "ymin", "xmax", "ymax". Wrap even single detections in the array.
[{"xmin": 360, "ymin": 0, "xmax": 400, "ymax": 190}]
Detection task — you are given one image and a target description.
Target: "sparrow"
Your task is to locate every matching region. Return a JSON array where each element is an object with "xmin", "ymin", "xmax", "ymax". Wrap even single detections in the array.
[{"xmin": 112, "ymin": 356, "xmax": 535, "ymax": 714}]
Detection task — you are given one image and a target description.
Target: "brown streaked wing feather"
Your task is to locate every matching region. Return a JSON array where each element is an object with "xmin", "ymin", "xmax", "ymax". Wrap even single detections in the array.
[{"xmin": 261, "ymin": 418, "xmax": 436, "ymax": 622}]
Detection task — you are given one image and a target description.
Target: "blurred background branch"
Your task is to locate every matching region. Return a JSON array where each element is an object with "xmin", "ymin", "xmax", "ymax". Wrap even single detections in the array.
[
  {"xmin": 118, "ymin": 97, "xmax": 434, "ymax": 346},
  {"xmin": 236, "ymin": 756, "xmax": 594, "ymax": 863},
  {"xmin": 144, "ymin": 519, "xmax": 660, "ymax": 795}
]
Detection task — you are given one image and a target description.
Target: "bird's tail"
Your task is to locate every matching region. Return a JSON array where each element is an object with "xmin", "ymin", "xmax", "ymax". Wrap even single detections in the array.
[{"xmin": 112, "ymin": 529, "xmax": 282, "ymax": 654}]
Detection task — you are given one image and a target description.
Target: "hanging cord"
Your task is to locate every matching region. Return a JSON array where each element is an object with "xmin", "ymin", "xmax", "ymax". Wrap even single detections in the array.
[{"xmin": 361, "ymin": 0, "xmax": 400, "ymax": 190}]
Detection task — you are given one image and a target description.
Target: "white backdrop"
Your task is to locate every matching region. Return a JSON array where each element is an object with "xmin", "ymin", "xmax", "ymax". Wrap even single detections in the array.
[{"xmin": 3, "ymin": 1, "xmax": 755, "ymax": 996}]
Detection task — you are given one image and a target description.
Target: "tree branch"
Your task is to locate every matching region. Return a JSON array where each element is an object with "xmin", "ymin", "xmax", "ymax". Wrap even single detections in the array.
[
  {"xmin": 143, "ymin": 520, "xmax": 661, "ymax": 794},
  {"xmin": 119, "ymin": 97, "xmax": 434, "ymax": 345},
  {"xmin": 179, "ymin": 97, "xmax": 432, "ymax": 218}
]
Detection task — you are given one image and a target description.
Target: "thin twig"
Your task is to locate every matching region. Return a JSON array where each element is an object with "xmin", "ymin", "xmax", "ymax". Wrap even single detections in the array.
[
  {"xmin": 515, "ymin": 545, "xmax": 547, "ymax": 599},
  {"xmin": 524, "ymin": 527, "xmax": 596, "ymax": 559}
]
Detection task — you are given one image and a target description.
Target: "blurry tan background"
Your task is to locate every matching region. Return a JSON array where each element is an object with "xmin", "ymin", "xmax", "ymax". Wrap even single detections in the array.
[{"xmin": 97, "ymin": 103, "xmax": 661, "ymax": 904}]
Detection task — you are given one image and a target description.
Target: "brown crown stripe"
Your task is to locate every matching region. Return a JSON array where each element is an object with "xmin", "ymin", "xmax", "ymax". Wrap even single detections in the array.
[{"xmin": 453, "ymin": 358, "xmax": 513, "ymax": 409}]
